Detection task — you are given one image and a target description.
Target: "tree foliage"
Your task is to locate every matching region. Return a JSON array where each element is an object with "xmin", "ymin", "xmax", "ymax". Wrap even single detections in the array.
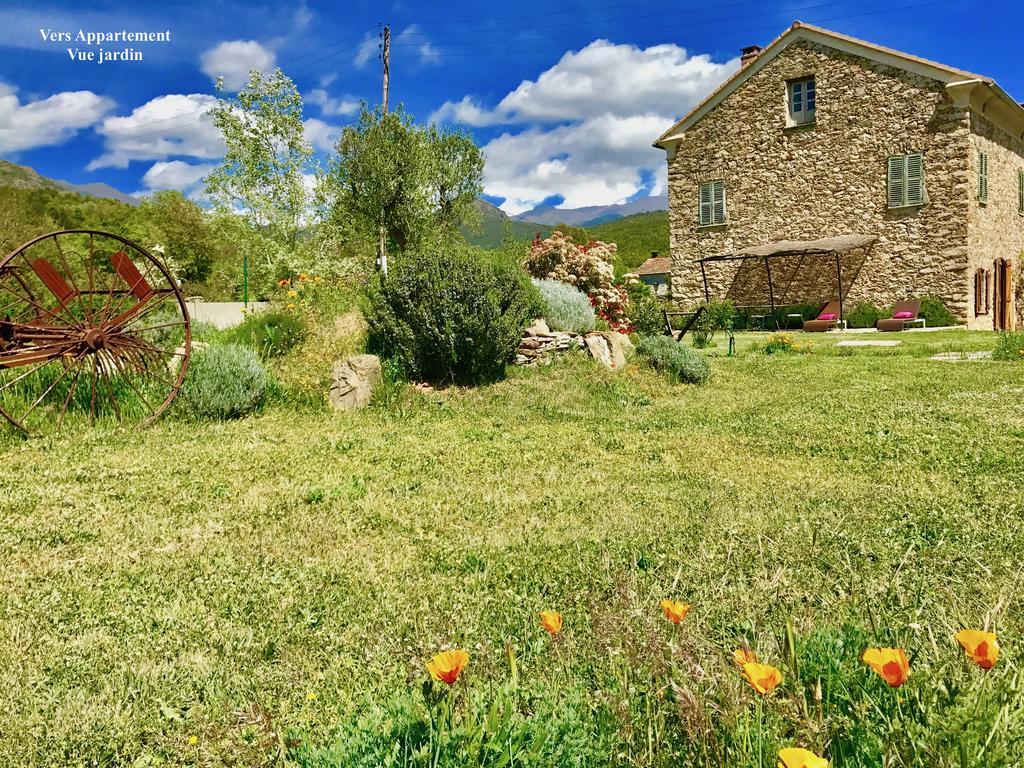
[
  {"xmin": 205, "ymin": 68, "xmax": 314, "ymax": 271},
  {"xmin": 321, "ymin": 105, "xmax": 483, "ymax": 253}
]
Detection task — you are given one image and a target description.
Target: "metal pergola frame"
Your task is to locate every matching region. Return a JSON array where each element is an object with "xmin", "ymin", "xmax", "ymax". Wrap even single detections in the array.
[{"xmin": 695, "ymin": 234, "xmax": 878, "ymax": 320}]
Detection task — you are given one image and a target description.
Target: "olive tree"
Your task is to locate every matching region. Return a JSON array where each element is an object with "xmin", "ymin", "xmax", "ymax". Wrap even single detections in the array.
[{"xmin": 320, "ymin": 104, "xmax": 483, "ymax": 254}]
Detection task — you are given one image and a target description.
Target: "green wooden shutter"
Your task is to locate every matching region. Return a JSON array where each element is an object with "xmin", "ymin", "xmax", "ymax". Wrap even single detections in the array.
[
  {"xmin": 712, "ymin": 180, "xmax": 726, "ymax": 224},
  {"xmin": 1018, "ymin": 169, "xmax": 1023, "ymax": 214},
  {"xmin": 888, "ymin": 156, "xmax": 906, "ymax": 208},
  {"xmin": 905, "ymin": 153, "xmax": 924, "ymax": 206},
  {"xmin": 699, "ymin": 182, "xmax": 712, "ymax": 226},
  {"xmin": 978, "ymin": 151, "xmax": 988, "ymax": 202}
]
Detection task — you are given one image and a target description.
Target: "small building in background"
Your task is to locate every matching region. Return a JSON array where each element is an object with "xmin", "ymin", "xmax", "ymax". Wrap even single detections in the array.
[{"xmin": 635, "ymin": 253, "xmax": 672, "ymax": 298}]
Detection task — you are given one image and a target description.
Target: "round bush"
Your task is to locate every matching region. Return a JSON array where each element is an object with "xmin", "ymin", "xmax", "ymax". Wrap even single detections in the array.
[
  {"xmin": 231, "ymin": 310, "xmax": 306, "ymax": 358},
  {"xmin": 367, "ymin": 249, "xmax": 542, "ymax": 385},
  {"xmin": 847, "ymin": 301, "xmax": 884, "ymax": 329},
  {"xmin": 180, "ymin": 343, "xmax": 269, "ymax": 420},
  {"xmin": 635, "ymin": 335, "xmax": 711, "ymax": 384},
  {"xmin": 532, "ymin": 278, "xmax": 596, "ymax": 334},
  {"xmin": 919, "ymin": 295, "xmax": 958, "ymax": 328},
  {"xmin": 623, "ymin": 281, "xmax": 664, "ymax": 337}
]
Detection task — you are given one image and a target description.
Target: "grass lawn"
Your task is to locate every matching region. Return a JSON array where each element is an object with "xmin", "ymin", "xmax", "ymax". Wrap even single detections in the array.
[{"xmin": 1, "ymin": 329, "xmax": 1023, "ymax": 765}]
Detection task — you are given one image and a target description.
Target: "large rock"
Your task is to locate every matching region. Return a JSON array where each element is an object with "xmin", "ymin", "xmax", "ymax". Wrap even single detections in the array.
[
  {"xmin": 584, "ymin": 331, "xmax": 634, "ymax": 369},
  {"xmin": 329, "ymin": 354, "xmax": 381, "ymax": 410},
  {"xmin": 524, "ymin": 318, "xmax": 550, "ymax": 337}
]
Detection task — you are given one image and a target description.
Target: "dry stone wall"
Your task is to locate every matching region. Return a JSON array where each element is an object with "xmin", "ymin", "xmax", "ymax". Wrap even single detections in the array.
[{"xmin": 666, "ymin": 41, "xmax": 973, "ymax": 318}]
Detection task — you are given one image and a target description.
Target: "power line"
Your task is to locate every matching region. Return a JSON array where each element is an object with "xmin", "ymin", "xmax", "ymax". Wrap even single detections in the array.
[
  {"xmin": 387, "ymin": 0, "xmax": 960, "ymax": 59},
  {"xmin": 98, "ymin": 35, "xmax": 376, "ymax": 140}
]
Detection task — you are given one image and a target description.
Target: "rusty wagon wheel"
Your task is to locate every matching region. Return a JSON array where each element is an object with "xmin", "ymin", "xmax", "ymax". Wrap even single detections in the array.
[{"xmin": 0, "ymin": 229, "xmax": 191, "ymax": 434}]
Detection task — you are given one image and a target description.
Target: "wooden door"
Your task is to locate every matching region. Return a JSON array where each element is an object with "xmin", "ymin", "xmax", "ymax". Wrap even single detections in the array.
[{"xmin": 994, "ymin": 259, "xmax": 1013, "ymax": 331}]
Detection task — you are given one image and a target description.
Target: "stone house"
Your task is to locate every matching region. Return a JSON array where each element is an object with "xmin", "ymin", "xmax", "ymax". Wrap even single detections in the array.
[
  {"xmin": 654, "ymin": 22, "xmax": 1024, "ymax": 330},
  {"xmin": 634, "ymin": 254, "xmax": 672, "ymax": 297}
]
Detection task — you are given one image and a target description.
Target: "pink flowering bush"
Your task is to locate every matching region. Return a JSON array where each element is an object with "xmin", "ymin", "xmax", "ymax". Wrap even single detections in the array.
[{"xmin": 526, "ymin": 232, "xmax": 632, "ymax": 331}]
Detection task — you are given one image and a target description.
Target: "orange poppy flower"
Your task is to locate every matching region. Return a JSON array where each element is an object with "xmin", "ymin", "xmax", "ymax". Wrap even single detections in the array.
[
  {"xmin": 539, "ymin": 610, "xmax": 563, "ymax": 636},
  {"xmin": 733, "ymin": 648, "xmax": 758, "ymax": 667},
  {"xmin": 299, "ymin": 273, "xmax": 308, "ymax": 281},
  {"xmin": 862, "ymin": 647, "xmax": 910, "ymax": 687},
  {"xmin": 660, "ymin": 599, "xmax": 691, "ymax": 625},
  {"xmin": 955, "ymin": 629, "xmax": 999, "ymax": 669},
  {"xmin": 426, "ymin": 649, "xmax": 469, "ymax": 685},
  {"xmin": 742, "ymin": 662, "xmax": 783, "ymax": 695},
  {"xmin": 778, "ymin": 746, "xmax": 829, "ymax": 768},
  {"xmin": 277, "ymin": 279, "xmax": 289, "ymax": 287}
]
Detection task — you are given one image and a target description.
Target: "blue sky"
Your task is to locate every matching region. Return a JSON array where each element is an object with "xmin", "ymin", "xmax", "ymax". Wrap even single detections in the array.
[{"xmin": 0, "ymin": 0, "xmax": 1021, "ymax": 214}]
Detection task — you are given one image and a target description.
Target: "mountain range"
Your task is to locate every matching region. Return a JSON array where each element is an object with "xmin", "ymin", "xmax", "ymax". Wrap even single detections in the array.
[
  {"xmin": 513, "ymin": 194, "xmax": 667, "ymax": 227},
  {"xmin": 0, "ymin": 160, "xmax": 140, "ymax": 206},
  {"xmin": 0, "ymin": 159, "xmax": 666, "ymax": 230}
]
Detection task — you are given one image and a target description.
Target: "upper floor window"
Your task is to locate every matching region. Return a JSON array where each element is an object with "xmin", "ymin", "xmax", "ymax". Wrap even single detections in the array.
[
  {"xmin": 978, "ymin": 150, "xmax": 989, "ymax": 203},
  {"xmin": 787, "ymin": 77, "xmax": 816, "ymax": 125},
  {"xmin": 888, "ymin": 153, "xmax": 926, "ymax": 208},
  {"xmin": 698, "ymin": 180, "xmax": 726, "ymax": 226}
]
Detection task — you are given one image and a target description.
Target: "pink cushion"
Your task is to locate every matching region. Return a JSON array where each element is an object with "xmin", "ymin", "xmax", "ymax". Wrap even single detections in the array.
[
  {"xmin": 893, "ymin": 311, "xmax": 914, "ymax": 319},
  {"xmin": 817, "ymin": 312, "xmax": 837, "ymax": 321}
]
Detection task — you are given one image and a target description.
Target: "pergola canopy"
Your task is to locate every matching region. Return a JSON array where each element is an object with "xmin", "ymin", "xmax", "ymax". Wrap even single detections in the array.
[
  {"xmin": 694, "ymin": 234, "xmax": 879, "ymax": 318},
  {"xmin": 697, "ymin": 234, "xmax": 878, "ymax": 263}
]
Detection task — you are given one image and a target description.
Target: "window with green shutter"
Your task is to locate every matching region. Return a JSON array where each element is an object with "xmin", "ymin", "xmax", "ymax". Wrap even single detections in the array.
[
  {"xmin": 887, "ymin": 153, "xmax": 925, "ymax": 208},
  {"xmin": 1018, "ymin": 169, "xmax": 1023, "ymax": 214},
  {"xmin": 978, "ymin": 150, "xmax": 988, "ymax": 203},
  {"xmin": 698, "ymin": 180, "xmax": 726, "ymax": 226}
]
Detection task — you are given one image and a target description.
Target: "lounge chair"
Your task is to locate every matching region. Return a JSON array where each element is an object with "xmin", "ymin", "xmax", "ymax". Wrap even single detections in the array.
[
  {"xmin": 877, "ymin": 300, "xmax": 922, "ymax": 332},
  {"xmin": 802, "ymin": 301, "xmax": 842, "ymax": 332}
]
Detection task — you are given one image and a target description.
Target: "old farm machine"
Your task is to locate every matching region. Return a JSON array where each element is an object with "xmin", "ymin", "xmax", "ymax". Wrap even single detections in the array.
[{"xmin": 0, "ymin": 230, "xmax": 190, "ymax": 434}]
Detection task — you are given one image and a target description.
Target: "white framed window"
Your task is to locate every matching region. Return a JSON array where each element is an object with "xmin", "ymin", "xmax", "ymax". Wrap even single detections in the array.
[
  {"xmin": 698, "ymin": 180, "xmax": 726, "ymax": 226},
  {"xmin": 887, "ymin": 153, "xmax": 926, "ymax": 208},
  {"xmin": 787, "ymin": 77, "xmax": 816, "ymax": 125}
]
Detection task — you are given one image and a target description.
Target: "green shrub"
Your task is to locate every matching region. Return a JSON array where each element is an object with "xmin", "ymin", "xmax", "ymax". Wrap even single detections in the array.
[
  {"xmin": 993, "ymin": 331, "xmax": 1024, "ymax": 361},
  {"xmin": 624, "ymin": 281, "xmax": 665, "ymax": 336},
  {"xmin": 367, "ymin": 249, "xmax": 541, "ymax": 385},
  {"xmin": 231, "ymin": 310, "xmax": 307, "ymax": 358},
  {"xmin": 635, "ymin": 335, "xmax": 711, "ymax": 384},
  {"xmin": 691, "ymin": 298, "xmax": 735, "ymax": 348},
  {"xmin": 180, "ymin": 343, "xmax": 269, "ymax": 420},
  {"xmin": 919, "ymin": 295, "xmax": 958, "ymax": 328},
  {"xmin": 847, "ymin": 301, "xmax": 885, "ymax": 329},
  {"xmin": 532, "ymin": 278, "xmax": 596, "ymax": 334}
]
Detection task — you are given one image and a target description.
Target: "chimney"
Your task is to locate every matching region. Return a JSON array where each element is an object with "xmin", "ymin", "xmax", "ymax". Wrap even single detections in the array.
[{"xmin": 740, "ymin": 45, "xmax": 764, "ymax": 68}]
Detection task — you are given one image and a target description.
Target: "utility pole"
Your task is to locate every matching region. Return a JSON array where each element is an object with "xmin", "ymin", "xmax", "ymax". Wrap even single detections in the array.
[{"xmin": 378, "ymin": 24, "xmax": 390, "ymax": 277}]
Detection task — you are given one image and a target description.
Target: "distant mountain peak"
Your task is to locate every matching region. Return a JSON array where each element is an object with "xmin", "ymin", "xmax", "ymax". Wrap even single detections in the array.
[
  {"xmin": 0, "ymin": 160, "xmax": 139, "ymax": 206},
  {"xmin": 517, "ymin": 194, "xmax": 667, "ymax": 227}
]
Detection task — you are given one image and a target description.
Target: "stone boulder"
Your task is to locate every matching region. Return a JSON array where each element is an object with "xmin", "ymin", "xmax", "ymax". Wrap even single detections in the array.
[
  {"xmin": 583, "ymin": 331, "xmax": 634, "ymax": 369},
  {"xmin": 329, "ymin": 354, "xmax": 382, "ymax": 410}
]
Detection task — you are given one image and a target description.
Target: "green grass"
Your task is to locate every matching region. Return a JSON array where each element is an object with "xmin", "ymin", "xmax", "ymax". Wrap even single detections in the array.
[{"xmin": 1, "ymin": 330, "xmax": 1022, "ymax": 765}]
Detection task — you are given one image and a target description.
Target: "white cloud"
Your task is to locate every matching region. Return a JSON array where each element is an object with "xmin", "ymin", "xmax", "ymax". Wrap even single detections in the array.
[
  {"xmin": 482, "ymin": 113, "xmax": 670, "ymax": 215},
  {"xmin": 140, "ymin": 160, "xmax": 216, "ymax": 195},
  {"xmin": 353, "ymin": 34, "xmax": 377, "ymax": 69},
  {"xmin": 0, "ymin": 81, "xmax": 113, "ymax": 152},
  {"xmin": 200, "ymin": 40, "xmax": 276, "ymax": 90},
  {"xmin": 89, "ymin": 93, "xmax": 222, "ymax": 170},
  {"xmin": 303, "ymin": 117, "xmax": 339, "ymax": 152},
  {"xmin": 430, "ymin": 40, "xmax": 738, "ymax": 213},
  {"xmin": 428, "ymin": 96, "xmax": 504, "ymax": 127},
  {"xmin": 306, "ymin": 89, "xmax": 359, "ymax": 117},
  {"xmin": 394, "ymin": 25, "xmax": 439, "ymax": 66},
  {"xmin": 433, "ymin": 40, "xmax": 737, "ymax": 128}
]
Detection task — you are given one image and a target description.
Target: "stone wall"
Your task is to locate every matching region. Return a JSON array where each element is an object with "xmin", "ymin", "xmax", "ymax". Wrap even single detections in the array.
[
  {"xmin": 666, "ymin": 41, "xmax": 973, "ymax": 318},
  {"xmin": 967, "ymin": 112, "xmax": 1024, "ymax": 329}
]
